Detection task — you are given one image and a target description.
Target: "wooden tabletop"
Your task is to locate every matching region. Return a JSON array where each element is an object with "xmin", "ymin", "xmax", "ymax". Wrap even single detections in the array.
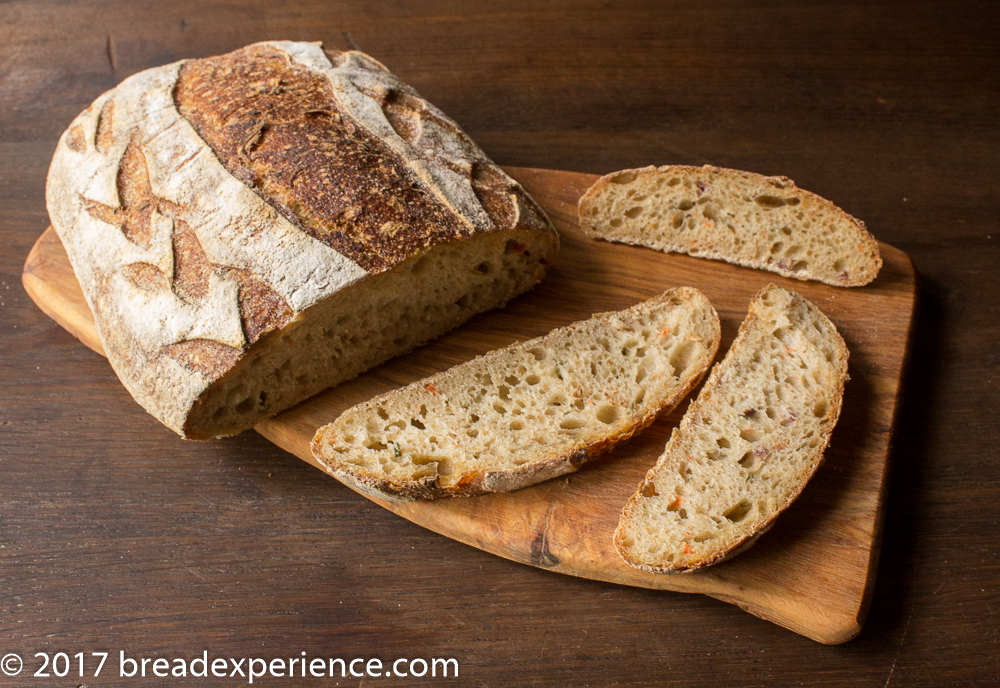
[{"xmin": 1, "ymin": 2, "xmax": 997, "ymax": 685}]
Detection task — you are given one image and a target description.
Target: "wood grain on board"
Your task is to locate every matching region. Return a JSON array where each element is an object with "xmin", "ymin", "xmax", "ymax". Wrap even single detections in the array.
[{"xmin": 22, "ymin": 166, "xmax": 916, "ymax": 644}]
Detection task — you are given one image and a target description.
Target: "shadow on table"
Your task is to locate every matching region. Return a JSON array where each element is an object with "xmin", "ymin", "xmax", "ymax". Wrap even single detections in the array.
[{"xmin": 853, "ymin": 271, "xmax": 943, "ymax": 648}]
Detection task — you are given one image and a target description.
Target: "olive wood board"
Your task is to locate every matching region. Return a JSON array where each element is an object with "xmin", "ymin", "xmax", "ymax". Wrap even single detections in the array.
[{"xmin": 22, "ymin": 166, "xmax": 916, "ymax": 644}]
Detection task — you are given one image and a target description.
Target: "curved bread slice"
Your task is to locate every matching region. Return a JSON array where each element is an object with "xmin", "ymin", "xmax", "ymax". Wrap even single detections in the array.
[
  {"xmin": 578, "ymin": 165, "xmax": 881, "ymax": 286},
  {"xmin": 614, "ymin": 284, "xmax": 849, "ymax": 573},
  {"xmin": 312, "ymin": 288, "xmax": 720, "ymax": 499}
]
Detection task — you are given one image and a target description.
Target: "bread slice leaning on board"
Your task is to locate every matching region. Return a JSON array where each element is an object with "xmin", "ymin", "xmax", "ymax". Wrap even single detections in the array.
[
  {"xmin": 311, "ymin": 288, "xmax": 721, "ymax": 500},
  {"xmin": 46, "ymin": 41, "xmax": 559, "ymax": 439},
  {"xmin": 578, "ymin": 164, "xmax": 881, "ymax": 286},
  {"xmin": 614, "ymin": 284, "xmax": 849, "ymax": 573}
]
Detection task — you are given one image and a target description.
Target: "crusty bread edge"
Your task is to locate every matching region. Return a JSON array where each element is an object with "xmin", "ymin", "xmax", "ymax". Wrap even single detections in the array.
[
  {"xmin": 47, "ymin": 42, "xmax": 562, "ymax": 441},
  {"xmin": 578, "ymin": 164, "xmax": 883, "ymax": 287},
  {"xmin": 323, "ymin": 403, "xmax": 663, "ymax": 502},
  {"xmin": 613, "ymin": 283, "xmax": 850, "ymax": 573},
  {"xmin": 311, "ymin": 287, "xmax": 721, "ymax": 501}
]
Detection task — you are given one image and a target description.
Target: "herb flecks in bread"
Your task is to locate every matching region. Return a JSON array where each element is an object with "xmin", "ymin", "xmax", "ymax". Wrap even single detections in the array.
[
  {"xmin": 579, "ymin": 165, "xmax": 881, "ymax": 286},
  {"xmin": 46, "ymin": 41, "xmax": 558, "ymax": 439},
  {"xmin": 312, "ymin": 288, "xmax": 720, "ymax": 499},
  {"xmin": 614, "ymin": 285, "xmax": 849, "ymax": 572}
]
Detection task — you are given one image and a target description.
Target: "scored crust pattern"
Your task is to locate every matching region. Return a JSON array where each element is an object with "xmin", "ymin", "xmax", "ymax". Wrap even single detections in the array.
[
  {"xmin": 80, "ymin": 135, "xmax": 293, "ymax": 380},
  {"xmin": 173, "ymin": 43, "xmax": 547, "ymax": 273},
  {"xmin": 46, "ymin": 41, "xmax": 556, "ymax": 435}
]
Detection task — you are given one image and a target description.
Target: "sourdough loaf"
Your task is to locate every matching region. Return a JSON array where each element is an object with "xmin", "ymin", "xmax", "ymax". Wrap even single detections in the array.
[
  {"xmin": 311, "ymin": 288, "xmax": 720, "ymax": 499},
  {"xmin": 614, "ymin": 285, "xmax": 849, "ymax": 572},
  {"xmin": 46, "ymin": 41, "xmax": 558, "ymax": 439},
  {"xmin": 578, "ymin": 165, "xmax": 881, "ymax": 286}
]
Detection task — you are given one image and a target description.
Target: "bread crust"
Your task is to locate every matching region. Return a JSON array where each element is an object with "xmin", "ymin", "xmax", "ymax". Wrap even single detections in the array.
[
  {"xmin": 46, "ymin": 41, "xmax": 557, "ymax": 438},
  {"xmin": 614, "ymin": 284, "xmax": 849, "ymax": 572},
  {"xmin": 327, "ymin": 404, "xmax": 663, "ymax": 501},
  {"xmin": 579, "ymin": 164, "xmax": 882, "ymax": 287},
  {"xmin": 312, "ymin": 287, "xmax": 721, "ymax": 500}
]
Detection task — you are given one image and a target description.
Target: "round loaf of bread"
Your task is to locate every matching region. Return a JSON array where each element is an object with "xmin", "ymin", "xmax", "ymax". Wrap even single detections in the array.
[{"xmin": 46, "ymin": 41, "xmax": 559, "ymax": 439}]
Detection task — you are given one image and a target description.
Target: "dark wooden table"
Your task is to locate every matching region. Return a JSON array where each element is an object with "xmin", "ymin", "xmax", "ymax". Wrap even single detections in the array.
[{"xmin": 2, "ymin": 2, "xmax": 997, "ymax": 685}]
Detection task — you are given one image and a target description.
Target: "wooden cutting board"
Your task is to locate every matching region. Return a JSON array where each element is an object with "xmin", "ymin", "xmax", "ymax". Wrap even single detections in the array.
[{"xmin": 22, "ymin": 166, "xmax": 916, "ymax": 644}]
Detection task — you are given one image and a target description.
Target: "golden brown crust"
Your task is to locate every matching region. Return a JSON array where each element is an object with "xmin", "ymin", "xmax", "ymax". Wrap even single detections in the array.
[
  {"xmin": 161, "ymin": 339, "xmax": 243, "ymax": 381},
  {"xmin": 94, "ymin": 99, "xmax": 115, "ymax": 155},
  {"xmin": 174, "ymin": 44, "xmax": 473, "ymax": 274},
  {"xmin": 170, "ymin": 221, "xmax": 212, "ymax": 302},
  {"xmin": 219, "ymin": 266, "xmax": 294, "ymax": 345},
  {"xmin": 47, "ymin": 41, "xmax": 558, "ymax": 438}
]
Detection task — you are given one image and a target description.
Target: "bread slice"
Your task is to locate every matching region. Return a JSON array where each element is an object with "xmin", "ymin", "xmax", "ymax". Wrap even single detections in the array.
[
  {"xmin": 614, "ymin": 284, "xmax": 849, "ymax": 573},
  {"xmin": 311, "ymin": 288, "xmax": 721, "ymax": 499},
  {"xmin": 578, "ymin": 165, "xmax": 881, "ymax": 286}
]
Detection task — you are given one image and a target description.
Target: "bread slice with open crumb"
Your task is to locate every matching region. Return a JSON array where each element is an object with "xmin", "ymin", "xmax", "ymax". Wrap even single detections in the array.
[
  {"xmin": 578, "ymin": 165, "xmax": 881, "ymax": 286},
  {"xmin": 311, "ymin": 287, "xmax": 720, "ymax": 500},
  {"xmin": 614, "ymin": 284, "xmax": 849, "ymax": 572}
]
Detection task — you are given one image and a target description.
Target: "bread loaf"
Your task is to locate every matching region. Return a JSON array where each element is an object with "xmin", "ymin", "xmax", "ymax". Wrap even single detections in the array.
[
  {"xmin": 578, "ymin": 165, "xmax": 881, "ymax": 286},
  {"xmin": 614, "ymin": 284, "xmax": 849, "ymax": 572},
  {"xmin": 46, "ymin": 41, "xmax": 559, "ymax": 439},
  {"xmin": 311, "ymin": 288, "xmax": 720, "ymax": 499}
]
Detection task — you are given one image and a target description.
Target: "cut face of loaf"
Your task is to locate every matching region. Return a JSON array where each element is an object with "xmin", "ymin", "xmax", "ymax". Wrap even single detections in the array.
[
  {"xmin": 614, "ymin": 285, "xmax": 849, "ymax": 573},
  {"xmin": 312, "ymin": 288, "xmax": 721, "ymax": 499},
  {"xmin": 187, "ymin": 230, "xmax": 553, "ymax": 439},
  {"xmin": 578, "ymin": 165, "xmax": 881, "ymax": 286},
  {"xmin": 46, "ymin": 41, "xmax": 558, "ymax": 439}
]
